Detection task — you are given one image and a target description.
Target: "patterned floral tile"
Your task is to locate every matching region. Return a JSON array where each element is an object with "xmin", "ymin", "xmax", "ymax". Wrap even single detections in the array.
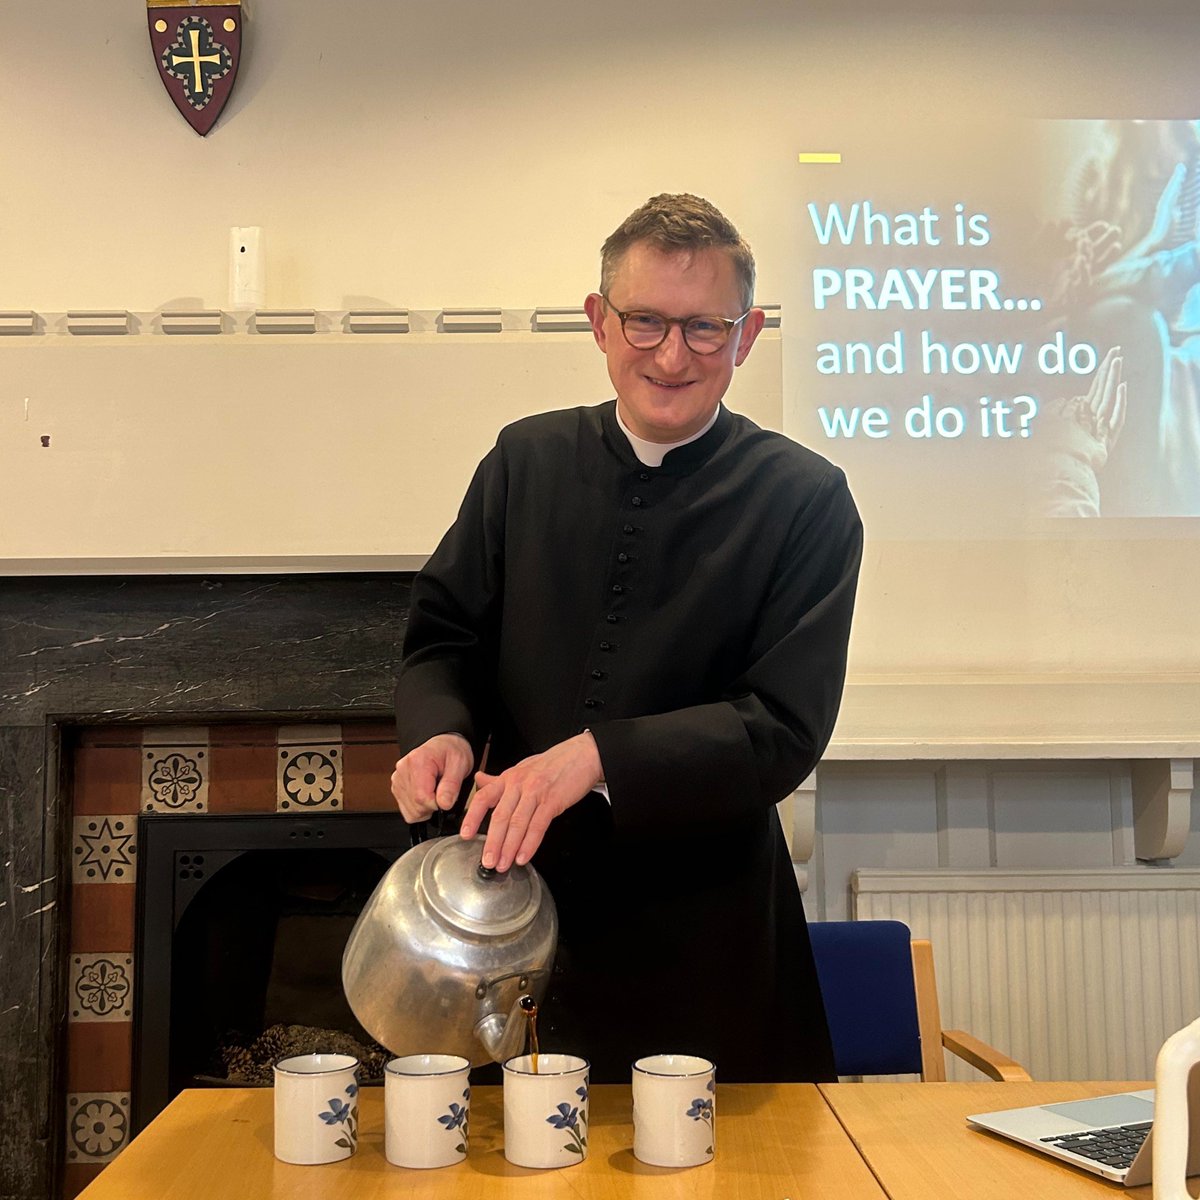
[
  {"xmin": 141, "ymin": 728, "xmax": 209, "ymax": 814},
  {"xmin": 69, "ymin": 953, "xmax": 134, "ymax": 1023},
  {"xmin": 71, "ymin": 815, "xmax": 138, "ymax": 885},
  {"xmin": 65, "ymin": 1092, "xmax": 131, "ymax": 1164},
  {"xmin": 277, "ymin": 742, "xmax": 343, "ymax": 812}
]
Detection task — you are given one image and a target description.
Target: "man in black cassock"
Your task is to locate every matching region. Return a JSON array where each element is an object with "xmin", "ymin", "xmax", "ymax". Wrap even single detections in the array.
[{"xmin": 391, "ymin": 194, "xmax": 862, "ymax": 1083}]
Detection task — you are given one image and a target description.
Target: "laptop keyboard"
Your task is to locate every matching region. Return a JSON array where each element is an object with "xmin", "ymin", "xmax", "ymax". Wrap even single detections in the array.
[{"xmin": 1041, "ymin": 1121, "xmax": 1152, "ymax": 1170}]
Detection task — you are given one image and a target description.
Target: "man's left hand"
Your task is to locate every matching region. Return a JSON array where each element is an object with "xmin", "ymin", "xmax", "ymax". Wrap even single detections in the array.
[{"xmin": 460, "ymin": 732, "xmax": 604, "ymax": 871}]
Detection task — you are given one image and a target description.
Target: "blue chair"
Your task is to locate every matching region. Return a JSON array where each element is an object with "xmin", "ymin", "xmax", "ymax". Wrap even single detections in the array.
[{"xmin": 808, "ymin": 919, "xmax": 1031, "ymax": 1081}]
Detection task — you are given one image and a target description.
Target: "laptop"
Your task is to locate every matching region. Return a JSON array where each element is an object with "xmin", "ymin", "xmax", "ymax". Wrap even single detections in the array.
[{"xmin": 968, "ymin": 1089, "xmax": 1200, "ymax": 1187}]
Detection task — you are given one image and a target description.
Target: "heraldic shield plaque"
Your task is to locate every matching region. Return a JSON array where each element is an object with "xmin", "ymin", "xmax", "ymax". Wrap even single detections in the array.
[{"xmin": 148, "ymin": 0, "xmax": 242, "ymax": 136}]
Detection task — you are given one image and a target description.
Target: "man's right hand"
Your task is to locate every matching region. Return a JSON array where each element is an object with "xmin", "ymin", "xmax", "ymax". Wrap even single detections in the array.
[{"xmin": 390, "ymin": 732, "xmax": 474, "ymax": 823}]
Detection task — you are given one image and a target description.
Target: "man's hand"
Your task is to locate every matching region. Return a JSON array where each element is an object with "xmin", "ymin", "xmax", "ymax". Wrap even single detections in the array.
[
  {"xmin": 391, "ymin": 732, "xmax": 474, "ymax": 823},
  {"xmin": 461, "ymin": 733, "xmax": 604, "ymax": 872}
]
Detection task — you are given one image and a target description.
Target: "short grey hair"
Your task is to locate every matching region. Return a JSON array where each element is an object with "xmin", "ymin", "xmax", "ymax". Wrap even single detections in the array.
[{"xmin": 599, "ymin": 193, "xmax": 756, "ymax": 311}]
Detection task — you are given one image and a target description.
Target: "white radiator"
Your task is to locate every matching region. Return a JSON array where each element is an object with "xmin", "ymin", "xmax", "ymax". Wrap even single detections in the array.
[{"xmin": 852, "ymin": 868, "xmax": 1200, "ymax": 1081}]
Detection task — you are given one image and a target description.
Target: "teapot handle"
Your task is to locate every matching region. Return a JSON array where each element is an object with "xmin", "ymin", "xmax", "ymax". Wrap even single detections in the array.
[
  {"xmin": 409, "ymin": 740, "xmax": 488, "ymax": 844},
  {"xmin": 411, "ymin": 805, "xmax": 455, "ymax": 845}
]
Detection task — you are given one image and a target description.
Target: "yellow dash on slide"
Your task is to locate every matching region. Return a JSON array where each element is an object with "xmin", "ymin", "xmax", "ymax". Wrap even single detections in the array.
[{"xmin": 797, "ymin": 152, "xmax": 842, "ymax": 164}]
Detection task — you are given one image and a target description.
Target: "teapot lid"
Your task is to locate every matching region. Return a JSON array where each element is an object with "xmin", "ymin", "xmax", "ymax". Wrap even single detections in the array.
[{"xmin": 419, "ymin": 836, "xmax": 543, "ymax": 937}]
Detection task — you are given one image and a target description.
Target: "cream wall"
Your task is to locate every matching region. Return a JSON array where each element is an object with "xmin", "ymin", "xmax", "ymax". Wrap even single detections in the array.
[
  {"xmin": 7, "ymin": 1, "xmax": 1199, "ymax": 310},
  {"xmin": 3, "ymin": 0, "xmax": 1200, "ymax": 747}
]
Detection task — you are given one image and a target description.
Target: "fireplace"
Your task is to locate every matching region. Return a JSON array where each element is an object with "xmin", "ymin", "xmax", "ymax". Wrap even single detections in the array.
[
  {"xmin": 0, "ymin": 572, "xmax": 414, "ymax": 1200},
  {"xmin": 132, "ymin": 809, "xmax": 409, "ymax": 1132}
]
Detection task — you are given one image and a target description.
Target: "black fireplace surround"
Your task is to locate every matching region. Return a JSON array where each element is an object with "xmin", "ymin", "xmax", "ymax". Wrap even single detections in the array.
[{"xmin": 0, "ymin": 572, "xmax": 414, "ymax": 1200}]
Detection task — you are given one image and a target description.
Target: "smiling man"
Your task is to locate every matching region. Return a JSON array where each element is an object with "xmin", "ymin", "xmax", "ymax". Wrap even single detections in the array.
[{"xmin": 391, "ymin": 194, "xmax": 862, "ymax": 1083}]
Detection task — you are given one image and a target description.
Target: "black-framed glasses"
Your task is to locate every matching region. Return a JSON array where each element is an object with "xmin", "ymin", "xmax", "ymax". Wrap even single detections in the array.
[{"xmin": 601, "ymin": 294, "xmax": 750, "ymax": 355}]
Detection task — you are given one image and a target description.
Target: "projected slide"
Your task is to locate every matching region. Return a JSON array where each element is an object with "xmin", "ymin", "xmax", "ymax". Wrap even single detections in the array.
[{"xmin": 785, "ymin": 118, "xmax": 1200, "ymax": 534}]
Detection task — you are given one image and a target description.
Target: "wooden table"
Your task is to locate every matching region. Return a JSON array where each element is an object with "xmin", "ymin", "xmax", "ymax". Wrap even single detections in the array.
[
  {"xmin": 78, "ymin": 1083, "xmax": 885, "ymax": 1199},
  {"xmin": 821, "ymin": 1080, "xmax": 1200, "ymax": 1199}
]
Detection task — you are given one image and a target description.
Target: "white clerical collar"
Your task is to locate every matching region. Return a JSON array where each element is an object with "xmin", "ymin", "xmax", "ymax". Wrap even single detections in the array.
[{"xmin": 614, "ymin": 404, "xmax": 721, "ymax": 468}]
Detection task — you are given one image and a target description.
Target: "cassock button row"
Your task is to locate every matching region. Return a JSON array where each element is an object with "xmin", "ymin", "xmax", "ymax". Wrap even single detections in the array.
[
  {"xmin": 639, "ymin": 472, "xmax": 651, "ymax": 481},
  {"xmin": 611, "ymin": 584, "xmax": 623, "ymax": 594},
  {"xmin": 591, "ymin": 669, "xmax": 604, "ymax": 680},
  {"xmin": 623, "ymin": 524, "xmax": 635, "ymax": 535},
  {"xmin": 606, "ymin": 614, "xmax": 618, "ymax": 623},
  {"xmin": 631, "ymin": 496, "xmax": 644, "ymax": 507},
  {"xmin": 617, "ymin": 552, "xmax": 629, "ymax": 563}
]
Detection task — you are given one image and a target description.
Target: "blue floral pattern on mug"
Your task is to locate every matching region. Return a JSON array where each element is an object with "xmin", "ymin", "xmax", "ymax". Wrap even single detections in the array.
[
  {"xmin": 320, "ymin": 1081, "xmax": 359, "ymax": 1151},
  {"xmin": 545, "ymin": 1083, "xmax": 590, "ymax": 1156},
  {"xmin": 688, "ymin": 1077, "xmax": 715, "ymax": 1157},
  {"xmin": 438, "ymin": 1086, "xmax": 471, "ymax": 1155}
]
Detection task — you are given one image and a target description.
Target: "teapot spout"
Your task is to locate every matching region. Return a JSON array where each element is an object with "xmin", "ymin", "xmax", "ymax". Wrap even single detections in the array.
[{"xmin": 474, "ymin": 996, "xmax": 531, "ymax": 1063}]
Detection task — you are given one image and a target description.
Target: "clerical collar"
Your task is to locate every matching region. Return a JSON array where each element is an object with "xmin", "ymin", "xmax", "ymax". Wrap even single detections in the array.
[{"xmin": 614, "ymin": 405, "xmax": 721, "ymax": 468}]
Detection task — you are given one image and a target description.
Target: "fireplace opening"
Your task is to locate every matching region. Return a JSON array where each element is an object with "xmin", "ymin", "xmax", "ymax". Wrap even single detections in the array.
[
  {"xmin": 133, "ymin": 813, "xmax": 411, "ymax": 1133},
  {"xmin": 172, "ymin": 845, "xmax": 389, "ymax": 1086}
]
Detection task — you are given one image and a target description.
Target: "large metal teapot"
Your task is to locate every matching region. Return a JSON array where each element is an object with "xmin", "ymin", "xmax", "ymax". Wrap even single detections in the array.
[{"xmin": 341, "ymin": 834, "xmax": 557, "ymax": 1066}]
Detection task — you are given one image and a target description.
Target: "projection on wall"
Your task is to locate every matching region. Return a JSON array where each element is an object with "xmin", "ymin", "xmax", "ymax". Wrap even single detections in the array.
[{"xmin": 785, "ymin": 118, "xmax": 1200, "ymax": 537}]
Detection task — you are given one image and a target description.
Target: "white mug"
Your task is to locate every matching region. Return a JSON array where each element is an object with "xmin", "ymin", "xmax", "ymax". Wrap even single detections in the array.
[
  {"xmin": 632, "ymin": 1053, "xmax": 715, "ymax": 1167},
  {"xmin": 273, "ymin": 1053, "xmax": 360, "ymax": 1165},
  {"xmin": 384, "ymin": 1053, "xmax": 471, "ymax": 1168},
  {"xmin": 502, "ymin": 1053, "xmax": 590, "ymax": 1169}
]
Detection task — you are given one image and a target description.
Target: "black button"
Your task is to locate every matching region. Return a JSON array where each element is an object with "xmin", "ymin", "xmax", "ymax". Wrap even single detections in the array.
[
  {"xmin": 584, "ymin": 698, "xmax": 605, "ymax": 709},
  {"xmin": 631, "ymin": 496, "xmax": 644, "ymax": 507},
  {"xmin": 599, "ymin": 641, "xmax": 611, "ymax": 650},
  {"xmin": 606, "ymin": 614, "xmax": 618, "ymax": 623},
  {"xmin": 611, "ymin": 584, "xmax": 623, "ymax": 594},
  {"xmin": 623, "ymin": 524, "xmax": 635, "ymax": 534},
  {"xmin": 639, "ymin": 472, "xmax": 650, "ymax": 481},
  {"xmin": 617, "ymin": 552, "xmax": 629, "ymax": 563},
  {"xmin": 591, "ymin": 669, "xmax": 604, "ymax": 680}
]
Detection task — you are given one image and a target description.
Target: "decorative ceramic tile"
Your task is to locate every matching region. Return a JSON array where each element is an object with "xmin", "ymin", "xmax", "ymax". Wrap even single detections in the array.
[
  {"xmin": 277, "ymin": 743, "xmax": 343, "ymax": 812},
  {"xmin": 72, "ymin": 816, "xmax": 137, "ymax": 885},
  {"xmin": 65, "ymin": 1092, "xmax": 131, "ymax": 1164},
  {"xmin": 141, "ymin": 737, "xmax": 209, "ymax": 814},
  {"xmin": 69, "ymin": 953, "xmax": 134, "ymax": 1022}
]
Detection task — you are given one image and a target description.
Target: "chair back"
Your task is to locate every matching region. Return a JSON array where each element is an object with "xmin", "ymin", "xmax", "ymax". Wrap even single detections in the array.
[{"xmin": 808, "ymin": 919, "xmax": 924, "ymax": 1077}]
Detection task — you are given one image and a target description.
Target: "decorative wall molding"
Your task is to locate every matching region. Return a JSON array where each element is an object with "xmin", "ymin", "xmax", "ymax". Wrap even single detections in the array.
[
  {"xmin": 533, "ymin": 307, "xmax": 591, "ymax": 332},
  {"xmin": 66, "ymin": 311, "xmax": 131, "ymax": 335},
  {"xmin": 0, "ymin": 305, "xmax": 782, "ymax": 336},
  {"xmin": 0, "ymin": 311, "xmax": 37, "ymax": 335},
  {"xmin": 346, "ymin": 310, "xmax": 410, "ymax": 334},
  {"xmin": 439, "ymin": 307, "xmax": 503, "ymax": 333},
  {"xmin": 1131, "ymin": 757, "xmax": 1195, "ymax": 861},
  {"xmin": 160, "ymin": 310, "xmax": 224, "ymax": 335},
  {"xmin": 253, "ymin": 310, "xmax": 317, "ymax": 334}
]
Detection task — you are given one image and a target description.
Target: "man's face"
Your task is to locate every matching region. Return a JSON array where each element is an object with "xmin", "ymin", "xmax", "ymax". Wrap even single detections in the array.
[{"xmin": 584, "ymin": 241, "xmax": 764, "ymax": 443}]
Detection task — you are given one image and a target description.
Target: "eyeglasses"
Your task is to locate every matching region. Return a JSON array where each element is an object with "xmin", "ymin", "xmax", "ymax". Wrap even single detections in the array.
[{"xmin": 601, "ymin": 295, "xmax": 750, "ymax": 355}]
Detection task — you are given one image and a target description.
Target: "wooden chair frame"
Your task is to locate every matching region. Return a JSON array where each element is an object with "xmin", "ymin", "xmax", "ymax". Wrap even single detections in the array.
[{"xmin": 911, "ymin": 939, "xmax": 1031, "ymax": 1082}]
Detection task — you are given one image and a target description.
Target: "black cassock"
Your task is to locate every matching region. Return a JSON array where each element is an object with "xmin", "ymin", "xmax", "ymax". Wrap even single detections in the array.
[{"xmin": 395, "ymin": 400, "xmax": 862, "ymax": 1083}]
